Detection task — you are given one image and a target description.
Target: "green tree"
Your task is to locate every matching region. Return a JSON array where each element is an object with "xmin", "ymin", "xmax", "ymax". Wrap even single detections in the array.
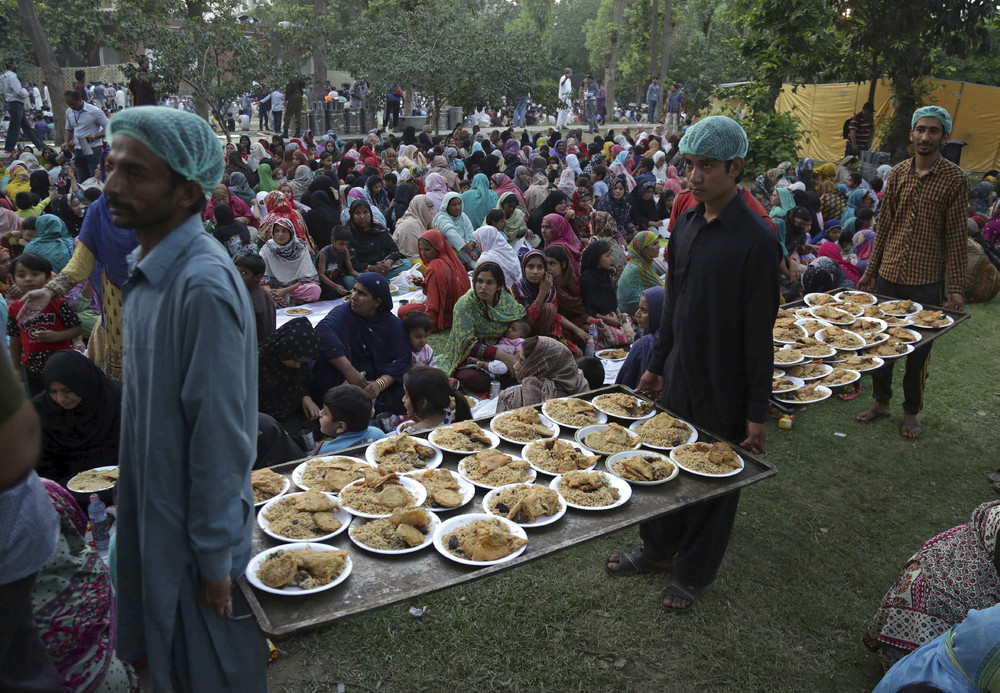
[{"xmin": 0, "ymin": 0, "xmax": 103, "ymax": 68}]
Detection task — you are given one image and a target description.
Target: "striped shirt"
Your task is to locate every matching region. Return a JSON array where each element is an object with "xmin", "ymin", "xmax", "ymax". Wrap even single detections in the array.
[
  {"xmin": 849, "ymin": 113, "xmax": 874, "ymax": 149},
  {"xmin": 864, "ymin": 155, "xmax": 969, "ymax": 295}
]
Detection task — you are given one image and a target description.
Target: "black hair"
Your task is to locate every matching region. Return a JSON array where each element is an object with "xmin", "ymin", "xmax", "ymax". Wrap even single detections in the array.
[
  {"xmin": 64, "ymin": 90, "xmax": 81, "ymax": 101},
  {"xmin": 401, "ymin": 311, "xmax": 432, "ymax": 334},
  {"xmin": 838, "ymin": 232, "xmax": 853, "ymax": 249},
  {"xmin": 331, "ymin": 225, "xmax": 352, "ymax": 242},
  {"xmin": 74, "ymin": 69, "xmax": 85, "ymax": 80},
  {"xmin": 576, "ymin": 357, "xmax": 605, "ymax": 390},
  {"xmin": 14, "ymin": 191, "xmax": 40, "ymax": 210},
  {"xmin": 21, "ymin": 216, "xmax": 37, "ymax": 231},
  {"xmin": 723, "ymin": 159, "xmax": 745, "ymax": 184},
  {"xmin": 385, "ymin": 173, "xmax": 397, "ymax": 185},
  {"xmin": 863, "ymin": 101, "xmax": 875, "ymax": 111},
  {"xmin": 849, "ymin": 172, "xmax": 863, "ymax": 187},
  {"xmin": 323, "ymin": 383, "xmax": 372, "ymax": 432},
  {"xmin": 473, "ymin": 261, "xmax": 506, "ymax": 289},
  {"xmin": 82, "ymin": 187, "xmax": 102, "ymax": 203},
  {"xmin": 485, "ymin": 209, "xmax": 506, "ymax": 227},
  {"xmin": 510, "ymin": 318, "xmax": 532, "ymax": 337},
  {"xmin": 545, "ymin": 245, "xmax": 569, "ymax": 275},
  {"xmin": 871, "ymin": 178, "xmax": 883, "ymax": 193},
  {"xmin": 167, "ymin": 169, "xmax": 208, "ymax": 215},
  {"xmin": 403, "ymin": 366, "xmax": 472, "ymax": 421},
  {"xmin": 592, "ymin": 164, "xmax": 607, "ymax": 178},
  {"xmin": 856, "ymin": 208, "xmax": 875, "ymax": 225},
  {"xmin": 581, "ymin": 239, "xmax": 612, "ymax": 274},
  {"xmin": 234, "ymin": 253, "xmax": 265, "ymax": 276},
  {"xmin": 11, "ymin": 252, "xmax": 52, "ymax": 276}
]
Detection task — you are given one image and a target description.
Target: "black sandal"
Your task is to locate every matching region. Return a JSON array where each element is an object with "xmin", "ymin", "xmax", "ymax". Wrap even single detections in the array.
[{"xmin": 604, "ymin": 550, "xmax": 672, "ymax": 577}]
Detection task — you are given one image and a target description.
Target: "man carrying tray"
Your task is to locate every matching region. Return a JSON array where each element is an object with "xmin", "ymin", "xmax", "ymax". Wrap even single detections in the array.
[{"xmin": 607, "ymin": 116, "xmax": 782, "ymax": 613}]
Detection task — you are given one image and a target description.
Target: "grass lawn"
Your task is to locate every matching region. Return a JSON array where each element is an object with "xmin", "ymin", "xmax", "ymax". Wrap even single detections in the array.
[{"xmin": 267, "ymin": 301, "xmax": 999, "ymax": 692}]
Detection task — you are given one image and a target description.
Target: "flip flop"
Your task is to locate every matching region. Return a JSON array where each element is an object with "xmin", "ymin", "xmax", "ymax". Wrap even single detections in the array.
[
  {"xmin": 663, "ymin": 583, "xmax": 700, "ymax": 614},
  {"xmin": 901, "ymin": 420, "xmax": 923, "ymax": 439},
  {"xmin": 985, "ymin": 471, "xmax": 1000, "ymax": 483},
  {"xmin": 604, "ymin": 550, "xmax": 672, "ymax": 577},
  {"xmin": 854, "ymin": 408, "xmax": 891, "ymax": 424}
]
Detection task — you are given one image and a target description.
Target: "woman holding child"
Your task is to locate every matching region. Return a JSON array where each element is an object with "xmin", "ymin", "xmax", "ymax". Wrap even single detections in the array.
[
  {"xmin": 496, "ymin": 336, "xmax": 590, "ymax": 412},
  {"xmin": 257, "ymin": 317, "xmax": 322, "ymax": 448},
  {"xmin": 396, "ymin": 229, "xmax": 470, "ymax": 332}
]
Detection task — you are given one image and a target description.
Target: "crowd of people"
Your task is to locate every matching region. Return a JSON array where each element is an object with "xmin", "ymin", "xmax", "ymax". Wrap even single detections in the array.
[{"xmin": 1, "ymin": 90, "xmax": 999, "ymax": 692}]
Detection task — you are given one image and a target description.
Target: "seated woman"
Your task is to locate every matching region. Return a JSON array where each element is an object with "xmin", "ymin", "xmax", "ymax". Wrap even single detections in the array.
[
  {"xmin": 345, "ymin": 199, "xmax": 412, "ymax": 280},
  {"xmin": 628, "ymin": 180, "xmax": 665, "ymax": 234},
  {"xmin": 397, "ymin": 366, "xmax": 473, "ymax": 434},
  {"xmin": 541, "ymin": 212, "xmax": 583, "ymax": 275},
  {"xmin": 596, "ymin": 176, "xmax": 635, "ymax": 239},
  {"xmin": 474, "ymin": 225, "xmax": 521, "ymax": 288},
  {"xmin": 32, "ymin": 350, "xmax": 121, "ymax": 483},
  {"xmin": 526, "ymin": 190, "xmax": 571, "ymax": 238},
  {"xmin": 211, "ymin": 204, "xmax": 257, "ymax": 259},
  {"xmin": 496, "ymin": 336, "xmax": 590, "ymax": 412},
  {"xmin": 438, "ymin": 262, "xmax": 526, "ymax": 393},
  {"xmin": 259, "ymin": 190, "xmax": 315, "ymax": 253},
  {"xmin": 257, "ymin": 317, "xmax": 322, "ymax": 449},
  {"xmin": 816, "ymin": 241, "xmax": 860, "ymax": 286},
  {"xmin": 496, "ymin": 191, "xmax": 532, "ymax": 246},
  {"xmin": 397, "ymin": 229, "xmax": 470, "ymax": 332},
  {"xmin": 392, "ymin": 194, "xmax": 435, "ymax": 259},
  {"xmin": 259, "ymin": 218, "xmax": 321, "ymax": 305},
  {"xmin": 204, "ymin": 183, "xmax": 254, "ymax": 229},
  {"xmin": 616, "ymin": 286, "xmax": 665, "ymax": 389},
  {"xmin": 544, "ymin": 245, "xmax": 590, "ymax": 350},
  {"xmin": 313, "ymin": 273, "xmax": 412, "ymax": 417},
  {"xmin": 510, "ymin": 249, "xmax": 579, "ymax": 356},
  {"xmin": 433, "ymin": 192, "xmax": 478, "ymax": 268},
  {"xmin": 23, "ymin": 214, "xmax": 74, "ymax": 273},
  {"xmin": 580, "ymin": 241, "xmax": 635, "ymax": 348},
  {"xmin": 570, "ymin": 187, "xmax": 596, "ymax": 242},
  {"xmin": 616, "ymin": 230, "xmax": 664, "ymax": 316},
  {"xmin": 863, "ymin": 500, "xmax": 1000, "ymax": 671}
]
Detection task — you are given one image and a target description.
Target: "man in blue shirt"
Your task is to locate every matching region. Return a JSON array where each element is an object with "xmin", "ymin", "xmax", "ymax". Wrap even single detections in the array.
[
  {"xmin": 666, "ymin": 84, "xmax": 684, "ymax": 135},
  {"xmin": 583, "ymin": 74, "xmax": 599, "ymax": 134},
  {"xmin": 646, "ymin": 77, "xmax": 661, "ymax": 123}
]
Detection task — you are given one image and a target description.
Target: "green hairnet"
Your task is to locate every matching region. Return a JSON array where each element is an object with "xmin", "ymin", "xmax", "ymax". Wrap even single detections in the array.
[
  {"xmin": 911, "ymin": 106, "xmax": 952, "ymax": 134},
  {"xmin": 678, "ymin": 116, "xmax": 749, "ymax": 161},
  {"xmin": 107, "ymin": 106, "xmax": 224, "ymax": 195}
]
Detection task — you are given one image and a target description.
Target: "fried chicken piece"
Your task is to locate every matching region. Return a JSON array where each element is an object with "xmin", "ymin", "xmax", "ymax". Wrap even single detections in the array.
[
  {"xmin": 313, "ymin": 511, "xmax": 343, "ymax": 533},
  {"xmin": 285, "ymin": 548, "xmax": 347, "ymax": 584},
  {"xmin": 474, "ymin": 449, "xmax": 515, "ymax": 473},
  {"xmin": 390, "ymin": 507, "xmax": 428, "ymax": 526},
  {"xmin": 395, "ymin": 523, "xmax": 426, "ymax": 547},
  {"xmin": 463, "ymin": 525, "xmax": 528, "ymax": 561},
  {"xmin": 379, "ymin": 484, "xmax": 410, "ymax": 507},
  {"xmin": 432, "ymin": 489, "xmax": 464, "ymax": 508},
  {"xmin": 258, "ymin": 553, "xmax": 298, "ymax": 588},
  {"xmin": 295, "ymin": 489, "xmax": 336, "ymax": 512},
  {"xmin": 506, "ymin": 487, "xmax": 561, "ymax": 523}
]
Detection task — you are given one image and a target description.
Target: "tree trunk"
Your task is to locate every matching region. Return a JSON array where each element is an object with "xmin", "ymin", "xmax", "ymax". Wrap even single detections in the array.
[
  {"xmin": 886, "ymin": 74, "xmax": 919, "ymax": 160},
  {"xmin": 604, "ymin": 0, "xmax": 626, "ymax": 122},
  {"xmin": 658, "ymin": 0, "xmax": 672, "ymax": 120},
  {"xmin": 649, "ymin": 0, "xmax": 659, "ymax": 83},
  {"xmin": 16, "ymin": 0, "xmax": 66, "ymax": 146},
  {"xmin": 313, "ymin": 0, "xmax": 328, "ymax": 125},
  {"xmin": 867, "ymin": 56, "xmax": 878, "ymax": 105}
]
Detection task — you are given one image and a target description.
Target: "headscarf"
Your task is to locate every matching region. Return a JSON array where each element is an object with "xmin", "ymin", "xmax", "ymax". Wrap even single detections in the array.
[
  {"xmin": 971, "ymin": 182, "xmax": 994, "ymax": 217},
  {"xmin": 32, "ymin": 350, "xmax": 122, "ymax": 476},
  {"xmin": 475, "ymin": 226, "xmax": 521, "ymax": 288},
  {"xmin": 770, "ymin": 187, "xmax": 797, "ymax": 219},
  {"xmin": 608, "ymin": 162, "xmax": 635, "ymax": 192},
  {"xmin": 340, "ymin": 185, "xmax": 388, "ymax": 228},
  {"xmin": 392, "ymin": 194, "xmax": 435, "ymax": 257},
  {"xmin": 228, "ymin": 171, "xmax": 256, "ymax": 206},
  {"xmin": 49, "ymin": 194, "xmax": 83, "ymax": 237},
  {"xmin": 249, "ymin": 141, "xmax": 268, "ymax": 169},
  {"xmin": 543, "ymin": 212, "xmax": 583, "ymax": 276},
  {"xmin": 817, "ymin": 241, "xmax": 860, "ymax": 285},
  {"xmin": 211, "ymin": 203, "xmax": 252, "ymax": 249},
  {"xmin": 876, "ymin": 164, "xmax": 893, "ymax": 185},
  {"xmin": 418, "ymin": 229, "xmax": 471, "ymax": 331},
  {"xmin": 595, "ymin": 178, "xmax": 633, "ymax": 235},
  {"xmin": 424, "ymin": 172, "xmax": 448, "ymax": 214},
  {"xmin": 571, "ymin": 186, "xmax": 595, "ymax": 240},
  {"xmin": 289, "ymin": 164, "xmax": 313, "ymax": 199},
  {"xmin": 566, "ymin": 154, "xmax": 583, "ymax": 176},
  {"xmin": 497, "ymin": 337, "xmax": 589, "ymax": 412},
  {"xmin": 365, "ymin": 175, "xmax": 392, "ymax": 216},
  {"xmin": 512, "ymin": 249, "xmax": 556, "ymax": 306},
  {"xmin": 254, "ymin": 163, "xmax": 279, "ymax": 192},
  {"xmin": 496, "ymin": 192, "xmax": 529, "ymax": 244},
  {"xmin": 664, "ymin": 165, "xmax": 683, "ymax": 195},
  {"xmin": 437, "ymin": 262, "xmax": 526, "ymax": 375},
  {"xmin": 579, "ymin": 241, "xmax": 618, "ymax": 315},
  {"xmin": 24, "ymin": 214, "xmax": 74, "ymax": 273},
  {"xmin": 526, "ymin": 190, "xmax": 568, "ymax": 235},
  {"xmin": 460, "ymin": 173, "xmax": 499, "ymax": 228},
  {"xmin": 490, "ymin": 173, "xmax": 524, "ymax": 208},
  {"xmin": 853, "ymin": 226, "xmax": 875, "ymax": 268},
  {"xmin": 816, "ymin": 162, "xmax": 837, "ymax": 184},
  {"xmin": 257, "ymin": 317, "xmax": 320, "ymax": 420},
  {"xmin": 841, "ymin": 188, "xmax": 867, "ymax": 223},
  {"xmin": 795, "ymin": 158, "xmax": 814, "ymax": 185},
  {"xmin": 628, "ymin": 180, "xmax": 659, "ymax": 229},
  {"xmin": 513, "ymin": 166, "xmax": 530, "ymax": 193},
  {"xmin": 524, "ymin": 173, "xmax": 553, "ymax": 214},
  {"xmin": 433, "ymin": 191, "xmax": 476, "ymax": 253},
  {"xmin": 625, "ymin": 230, "xmax": 663, "ymax": 289},
  {"xmin": 262, "ymin": 190, "xmax": 313, "ymax": 249}
]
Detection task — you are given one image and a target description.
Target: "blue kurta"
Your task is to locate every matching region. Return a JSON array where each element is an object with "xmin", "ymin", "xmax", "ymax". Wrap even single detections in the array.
[{"xmin": 114, "ymin": 214, "xmax": 265, "ymax": 691}]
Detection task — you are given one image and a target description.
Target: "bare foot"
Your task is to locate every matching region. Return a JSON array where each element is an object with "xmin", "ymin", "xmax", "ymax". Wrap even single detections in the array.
[
  {"xmin": 663, "ymin": 583, "xmax": 699, "ymax": 612},
  {"xmin": 902, "ymin": 414, "xmax": 923, "ymax": 438},
  {"xmin": 854, "ymin": 402, "xmax": 891, "ymax": 423}
]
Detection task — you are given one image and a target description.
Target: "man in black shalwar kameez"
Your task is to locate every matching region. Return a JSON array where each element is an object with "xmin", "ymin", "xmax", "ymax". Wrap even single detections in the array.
[{"xmin": 606, "ymin": 116, "xmax": 782, "ymax": 612}]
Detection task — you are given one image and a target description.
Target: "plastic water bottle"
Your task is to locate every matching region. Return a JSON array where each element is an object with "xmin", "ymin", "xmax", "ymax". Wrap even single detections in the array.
[
  {"xmin": 588, "ymin": 318, "xmax": 599, "ymax": 343},
  {"xmin": 585, "ymin": 319, "xmax": 598, "ymax": 357},
  {"xmin": 88, "ymin": 493, "xmax": 111, "ymax": 555}
]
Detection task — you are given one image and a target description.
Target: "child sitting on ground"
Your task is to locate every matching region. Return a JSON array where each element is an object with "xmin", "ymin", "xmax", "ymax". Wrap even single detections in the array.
[
  {"xmin": 316, "ymin": 226, "xmax": 358, "ymax": 300},
  {"xmin": 402, "ymin": 311, "xmax": 436, "ymax": 367},
  {"xmin": 6, "ymin": 253, "xmax": 81, "ymax": 395},
  {"xmin": 576, "ymin": 356, "xmax": 606, "ymax": 391},
  {"xmin": 397, "ymin": 366, "xmax": 472, "ymax": 434},
  {"xmin": 235, "ymin": 253, "xmax": 276, "ymax": 346},
  {"xmin": 314, "ymin": 383, "xmax": 387, "ymax": 454}
]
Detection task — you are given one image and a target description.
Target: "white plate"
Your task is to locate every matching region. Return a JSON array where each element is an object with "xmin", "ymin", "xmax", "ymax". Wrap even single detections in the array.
[
  {"xmin": 887, "ymin": 327, "xmax": 922, "ymax": 344},
  {"xmin": 773, "ymin": 368, "xmax": 785, "ymax": 378},
  {"xmin": 282, "ymin": 307, "xmax": 313, "ymax": 316},
  {"xmin": 818, "ymin": 368, "xmax": 861, "ymax": 388},
  {"xmin": 337, "ymin": 475, "xmax": 428, "ymax": 518},
  {"xmin": 862, "ymin": 332, "xmax": 891, "ymax": 348},
  {"xmin": 457, "ymin": 455, "xmax": 537, "ymax": 490},
  {"xmin": 794, "ymin": 317, "xmax": 833, "ymax": 337},
  {"xmin": 605, "ymin": 450, "xmax": 680, "ymax": 486},
  {"xmin": 590, "ymin": 394, "xmax": 657, "ymax": 421},
  {"xmin": 910, "ymin": 313, "xmax": 955, "ymax": 329},
  {"xmin": 772, "ymin": 375, "xmax": 805, "ymax": 395},
  {"xmin": 773, "ymin": 347, "xmax": 806, "ymax": 366},
  {"xmin": 834, "ymin": 301, "xmax": 865, "ymax": 317},
  {"xmin": 575, "ymin": 424, "xmax": 643, "ymax": 455},
  {"xmin": 540, "ymin": 398, "xmax": 608, "ymax": 429},
  {"xmin": 521, "ymin": 438, "xmax": 599, "ymax": 476},
  {"xmin": 254, "ymin": 475, "xmax": 292, "ymax": 508},
  {"xmin": 549, "ymin": 471, "xmax": 632, "ymax": 511},
  {"xmin": 851, "ymin": 317, "xmax": 888, "ymax": 334},
  {"xmin": 841, "ymin": 355, "xmax": 885, "ymax": 372},
  {"xmin": 794, "ymin": 308, "xmax": 815, "ymax": 320},
  {"xmin": 628, "ymin": 416, "xmax": 698, "ymax": 451},
  {"xmin": 864, "ymin": 343, "xmax": 914, "ymax": 360},
  {"xmin": 348, "ymin": 511, "xmax": 440, "ymax": 554},
  {"xmin": 595, "ymin": 348, "xmax": 628, "ymax": 362},
  {"xmin": 772, "ymin": 322, "xmax": 807, "ymax": 345},
  {"xmin": 364, "ymin": 436, "xmax": 442, "ymax": 470},
  {"xmin": 834, "ymin": 290, "xmax": 878, "ymax": 306},
  {"xmin": 432, "ymin": 514, "xmax": 529, "ymax": 566},
  {"xmin": 669, "ymin": 444, "xmax": 747, "ymax": 478},
  {"xmin": 880, "ymin": 300, "xmax": 923, "ymax": 317},
  {"xmin": 66, "ymin": 465, "xmax": 118, "ymax": 494},
  {"xmin": 881, "ymin": 315, "xmax": 915, "ymax": 327},
  {"xmin": 772, "ymin": 384, "xmax": 834, "ymax": 406},
  {"xmin": 482, "ymin": 483, "xmax": 568, "ymax": 528},
  {"xmin": 804, "ymin": 292, "xmax": 839, "ymax": 307},
  {"xmin": 429, "ymin": 425, "xmax": 501, "ymax": 455},
  {"xmin": 783, "ymin": 363, "xmax": 833, "ymax": 382},
  {"xmin": 815, "ymin": 327, "xmax": 866, "ymax": 352},
  {"xmin": 402, "ymin": 469, "xmax": 477, "ymax": 512},
  {"xmin": 292, "ymin": 456, "xmax": 374, "ymax": 492},
  {"xmin": 808, "ymin": 305, "xmax": 856, "ymax": 325},
  {"xmin": 256, "ymin": 492, "xmax": 352, "ymax": 543},
  {"xmin": 797, "ymin": 344, "xmax": 838, "ymax": 359},
  {"xmin": 488, "ymin": 410, "xmax": 561, "ymax": 446},
  {"xmin": 246, "ymin": 543, "xmax": 352, "ymax": 596}
]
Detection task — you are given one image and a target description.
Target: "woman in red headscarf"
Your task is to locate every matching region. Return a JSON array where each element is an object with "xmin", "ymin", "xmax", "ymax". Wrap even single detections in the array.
[
  {"xmin": 397, "ymin": 229, "xmax": 472, "ymax": 332},
  {"xmin": 570, "ymin": 186, "xmax": 595, "ymax": 242},
  {"xmin": 259, "ymin": 190, "xmax": 316, "ymax": 253}
]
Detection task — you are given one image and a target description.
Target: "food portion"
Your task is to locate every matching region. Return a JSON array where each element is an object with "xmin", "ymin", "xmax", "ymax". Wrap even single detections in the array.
[
  {"xmin": 773, "ymin": 318, "xmax": 806, "ymax": 342},
  {"xmin": 811, "ymin": 304, "xmax": 854, "ymax": 324},
  {"xmin": 432, "ymin": 421, "xmax": 493, "ymax": 451},
  {"xmin": 371, "ymin": 434, "xmax": 437, "ymax": 472},
  {"xmin": 633, "ymin": 413, "xmax": 695, "ymax": 448},
  {"xmin": 863, "ymin": 305, "xmax": 885, "ymax": 318},
  {"xmin": 793, "ymin": 337, "xmax": 837, "ymax": 358},
  {"xmin": 350, "ymin": 507, "xmax": 434, "ymax": 551},
  {"xmin": 786, "ymin": 363, "xmax": 829, "ymax": 379},
  {"xmin": 842, "ymin": 353, "xmax": 883, "ymax": 371},
  {"xmin": 881, "ymin": 299, "xmax": 917, "ymax": 316},
  {"xmin": 838, "ymin": 291, "xmax": 877, "ymax": 306},
  {"xmin": 491, "ymin": 407, "xmax": 556, "ymax": 442},
  {"xmin": 284, "ymin": 307, "xmax": 312, "ymax": 315},
  {"xmin": 486, "ymin": 484, "xmax": 563, "ymax": 524},
  {"xmin": 257, "ymin": 547, "xmax": 348, "ymax": 590},
  {"xmin": 881, "ymin": 314, "xmax": 912, "ymax": 327},
  {"xmin": 251, "ymin": 468, "xmax": 287, "ymax": 503},
  {"xmin": 556, "ymin": 470, "xmax": 622, "ymax": 507},
  {"xmin": 460, "ymin": 449, "xmax": 533, "ymax": 487},
  {"xmin": 775, "ymin": 383, "xmax": 828, "ymax": 403},
  {"xmin": 410, "ymin": 468, "xmax": 467, "ymax": 509},
  {"xmin": 524, "ymin": 438, "xmax": 599, "ymax": 474},
  {"xmin": 339, "ymin": 469, "xmax": 417, "ymax": 515},
  {"xmin": 774, "ymin": 346, "xmax": 803, "ymax": 363},
  {"xmin": 263, "ymin": 490, "xmax": 343, "ymax": 540},
  {"xmin": 772, "ymin": 376, "xmax": 799, "ymax": 392},
  {"xmin": 808, "ymin": 293, "xmax": 837, "ymax": 306},
  {"xmin": 820, "ymin": 368, "xmax": 859, "ymax": 386},
  {"xmin": 544, "ymin": 398, "xmax": 603, "ymax": 427},
  {"xmin": 818, "ymin": 326, "xmax": 864, "ymax": 350},
  {"xmin": 593, "ymin": 393, "xmax": 655, "ymax": 418},
  {"xmin": 610, "ymin": 454, "xmax": 676, "ymax": 482},
  {"xmin": 67, "ymin": 467, "xmax": 119, "ymax": 492},
  {"xmin": 299, "ymin": 457, "xmax": 371, "ymax": 493},
  {"xmin": 835, "ymin": 301, "xmax": 864, "ymax": 316},
  {"xmin": 598, "ymin": 348, "xmax": 628, "ymax": 359},
  {"xmin": 582, "ymin": 423, "xmax": 640, "ymax": 453},
  {"xmin": 797, "ymin": 320, "xmax": 828, "ymax": 337},
  {"xmin": 672, "ymin": 442, "xmax": 742, "ymax": 475},
  {"xmin": 442, "ymin": 518, "xmax": 528, "ymax": 561},
  {"xmin": 866, "ymin": 342, "xmax": 910, "ymax": 357},
  {"xmin": 887, "ymin": 327, "xmax": 918, "ymax": 343},
  {"xmin": 911, "ymin": 309, "xmax": 950, "ymax": 328}
]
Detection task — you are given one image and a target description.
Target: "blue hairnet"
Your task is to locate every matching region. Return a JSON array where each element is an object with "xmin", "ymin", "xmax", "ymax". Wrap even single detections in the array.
[
  {"xmin": 678, "ymin": 116, "xmax": 749, "ymax": 161},
  {"xmin": 107, "ymin": 106, "xmax": 224, "ymax": 195},
  {"xmin": 911, "ymin": 106, "xmax": 952, "ymax": 134}
]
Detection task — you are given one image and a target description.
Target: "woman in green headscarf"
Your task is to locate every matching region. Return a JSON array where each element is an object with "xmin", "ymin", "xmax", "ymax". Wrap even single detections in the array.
[
  {"xmin": 24, "ymin": 214, "xmax": 74, "ymax": 273},
  {"xmin": 616, "ymin": 230, "xmax": 664, "ymax": 316},
  {"xmin": 769, "ymin": 187, "xmax": 796, "ymax": 219},
  {"xmin": 254, "ymin": 162, "xmax": 279, "ymax": 193},
  {"xmin": 496, "ymin": 191, "xmax": 529, "ymax": 245}
]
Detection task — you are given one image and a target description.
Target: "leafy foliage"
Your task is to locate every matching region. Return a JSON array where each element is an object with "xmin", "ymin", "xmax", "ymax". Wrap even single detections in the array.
[{"xmin": 0, "ymin": 0, "xmax": 103, "ymax": 68}]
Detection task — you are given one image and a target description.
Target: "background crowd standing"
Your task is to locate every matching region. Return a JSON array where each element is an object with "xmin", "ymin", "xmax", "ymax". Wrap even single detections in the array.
[{"xmin": 1, "ymin": 70, "xmax": 1000, "ymax": 690}]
